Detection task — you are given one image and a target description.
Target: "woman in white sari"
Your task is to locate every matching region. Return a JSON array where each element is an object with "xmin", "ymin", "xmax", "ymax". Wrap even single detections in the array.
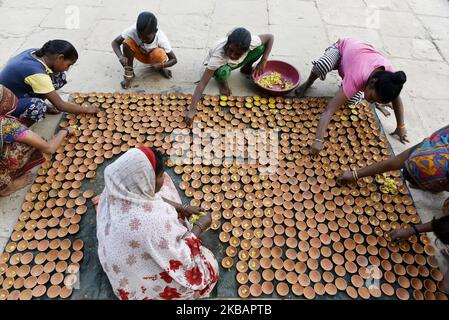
[{"xmin": 96, "ymin": 147, "xmax": 219, "ymax": 300}]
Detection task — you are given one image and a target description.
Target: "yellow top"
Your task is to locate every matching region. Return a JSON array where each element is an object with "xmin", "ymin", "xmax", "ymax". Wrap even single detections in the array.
[{"xmin": 24, "ymin": 73, "xmax": 55, "ymax": 94}]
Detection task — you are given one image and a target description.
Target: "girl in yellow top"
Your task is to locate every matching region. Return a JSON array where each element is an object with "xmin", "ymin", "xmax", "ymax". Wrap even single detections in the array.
[{"xmin": 0, "ymin": 40, "xmax": 98, "ymax": 126}]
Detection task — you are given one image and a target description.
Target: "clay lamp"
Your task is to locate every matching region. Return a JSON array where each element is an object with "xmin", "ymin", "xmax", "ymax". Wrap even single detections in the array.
[
  {"xmin": 335, "ymin": 278, "xmax": 347, "ymax": 291},
  {"xmin": 358, "ymin": 287, "xmax": 371, "ymax": 300},
  {"xmin": 396, "ymin": 288, "xmax": 410, "ymax": 300},
  {"xmin": 303, "ymin": 286, "xmax": 316, "ymax": 300},
  {"xmin": 248, "ymin": 270, "xmax": 261, "ymax": 284},
  {"xmin": 47, "ymin": 285, "xmax": 61, "ymax": 299},
  {"xmin": 238, "ymin": 285, "xmax": 250, "ymax": 298}
]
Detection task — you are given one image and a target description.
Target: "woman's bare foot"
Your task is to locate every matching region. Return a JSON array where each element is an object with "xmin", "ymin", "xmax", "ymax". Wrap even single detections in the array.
[
  {"xmin": 92, "ymin": 195, "xmax": 100, "ymax": 208},
  {"xmin": 159, "ymin": 69, "xmax": 172, "ymax": 79},
  {"xmin": 218, "ymin": 80, "xmax": 232, "ymax": 96},
  {"xmin": 0, "ymin": 172, "xmax": 36, "ymax": 197},
  {"xmin": 294, "ymin": 83, "xmax": 309, "ymax": 98},
  {"xmin": 375, "ymin": 103, "xmax": 392, "ymax": 117}
]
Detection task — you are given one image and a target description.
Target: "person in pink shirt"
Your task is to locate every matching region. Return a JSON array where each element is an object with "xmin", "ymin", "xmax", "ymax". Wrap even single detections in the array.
[{"xmin": 295, "ymin": 38, "xmax": 408, "ymax": 155}]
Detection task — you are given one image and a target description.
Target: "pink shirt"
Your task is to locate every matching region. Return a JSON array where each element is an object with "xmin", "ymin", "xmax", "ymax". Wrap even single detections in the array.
[{"xmin": 337, "ymin": 38, "xmax": 394, "ymax": 98}]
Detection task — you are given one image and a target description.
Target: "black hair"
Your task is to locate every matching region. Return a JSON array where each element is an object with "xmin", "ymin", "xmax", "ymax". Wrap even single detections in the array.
[
  {"xmin": 136, "ymin": 11, "xmax": 158, "ymax": 35},
  {"xmin": 152, "ymin": 148, "xmax": 165, "ymax": 176},
  {"xmin": 35, "ymin": 40, "xmax": 78, "ymax": 61},
  {"xmin": 371, "ymin": 70, "xmax": 407, "ymax": 103},
  {"xmin": 225, "ymin": 27, "xmax": 251, "ymax": 52},
  {"xmin": 432, "ymin": 215, "xmax": 449, "ymax": 245}
]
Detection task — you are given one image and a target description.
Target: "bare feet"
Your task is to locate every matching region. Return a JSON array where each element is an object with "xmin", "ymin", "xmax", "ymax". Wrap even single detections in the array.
[
  {"xmin": 0, "ymin": 172, "xmax": 36, "ymax": 197},
  {"xmin": 295, "ymin": 83, "xmax": 309, "ymax": 98},
  {"xmin": 375, "ymin": 103, "xmax": 392, "ymax": 117},
  {"xmin": 218, "ymin": 80, "xmax": 232, "ymax": 96},
  {"xmin": 159, "ymin": 69, "xmax": 172, "ymax": 79},
  {"xmin": 92, "ymin": 195, "xmax": 100, "ymax": 208}
]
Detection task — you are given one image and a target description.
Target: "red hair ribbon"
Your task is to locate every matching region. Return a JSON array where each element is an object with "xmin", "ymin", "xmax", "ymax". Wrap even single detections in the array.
[{"xmin": 137, "ymin": 146, "xmax": 156, "ymax": 171}]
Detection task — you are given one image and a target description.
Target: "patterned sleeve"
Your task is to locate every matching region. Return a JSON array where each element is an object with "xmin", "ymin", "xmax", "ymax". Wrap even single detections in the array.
[{"xmin": 0, "ymin": 117, "xmax": 29, "ymax": 143}]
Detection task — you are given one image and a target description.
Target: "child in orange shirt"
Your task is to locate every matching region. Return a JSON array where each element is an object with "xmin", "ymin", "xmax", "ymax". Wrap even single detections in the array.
[{"xmin": 112, "ymin": 12, "xmax": 178, "ymax": 89}]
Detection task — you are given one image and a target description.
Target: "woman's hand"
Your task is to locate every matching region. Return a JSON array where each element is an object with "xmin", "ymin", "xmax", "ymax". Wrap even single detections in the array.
[
  {"xmin": 184, "ymin": 109, "xmax": 195, "ymax": 127},
  {"xmin": 84, "ymin": 104, "xmax": 100, "ymax": 114},
  {"xmin": 310, "ymin": 139, "xmax": 324, "ymax": 156},
  {"xmin": 183, "ymin": 206, "xmax": 202, "ymax": 218},
  {"xmin": 254, "ymin": 59, "xmax": 267, "ymax": 78},
  {"xmin": 336, "ymin": 170, "xmax": 355, "ymax": 185},
  {"xmin": 390, "ymin": 126, "xmax": 409, "ymax": 144},
  {"xmin": 390, "ymin": 227, "xmax": 415, "ymax": 242},
  {"xmin": 61, "ymin": 126, "xmax": 76, "ymax": 136}
]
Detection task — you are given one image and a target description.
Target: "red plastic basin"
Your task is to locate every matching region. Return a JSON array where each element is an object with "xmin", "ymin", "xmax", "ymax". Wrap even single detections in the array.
[{"xmin": 252, "ymin": 60, "xmax": 301, "ymax": 96}]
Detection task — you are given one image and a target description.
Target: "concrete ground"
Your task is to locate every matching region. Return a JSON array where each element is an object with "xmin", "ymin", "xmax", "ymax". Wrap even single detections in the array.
[{"xmin": 1, "ymin": 0, "xmax": 448, "ymax": 277}]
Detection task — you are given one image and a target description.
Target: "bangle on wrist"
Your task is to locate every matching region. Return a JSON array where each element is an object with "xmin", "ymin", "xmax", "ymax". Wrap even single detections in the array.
[
  {"xmin": 398, "ymin": 124, "xmax": 405, "ymax": 129},
  {"xmin": 195, "ymin": 221, "xmax": 204, "ymax": 232},
  {"xmin": 352, "ymin": 170, "xmax": 359, "ymax": 181},
  {"xmin": 314, "ymin": 138, "xmax": 324, "ymax": 143},
  {"xmin": 181, "ymin": 204, "xmax": 189, "ymax": 214}
]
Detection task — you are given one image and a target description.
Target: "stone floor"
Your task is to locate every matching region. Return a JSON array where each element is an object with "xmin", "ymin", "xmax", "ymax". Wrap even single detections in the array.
[{"xmin": 1, "ymin": 0, "xmax": 448, "ymax": 280}]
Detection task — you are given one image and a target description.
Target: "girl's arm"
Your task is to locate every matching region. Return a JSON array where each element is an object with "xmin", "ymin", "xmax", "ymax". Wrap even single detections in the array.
[
  {"xmin": 111, "ymin": 35, "xmax": 128, "ymax": 66},
  {"xmin": 390, "ymin": 95, "xmax": 409, "ymax": 144},
  {"xmin": 20, "ymin": 128, "xmax": 73, "ymax": 154},
  {"xmin": 310, "ymin": 88, "xmax": 348, "ymax": 155},
  {"xmin": 259, "ymin": 34, "xmax": 274, "ymax": 60},
  {"xmin": 390, "ymin": 220, "xmax": 433, "ymax": 241},
  {"xmin": 44, "ymin": 91, "xmax": 98, "ymax": 114},
  {"xmin": 337, "ymin": 143, "xmax": 420, "ymax": 184},
  {"xmin": 356, "ymin": 146, "xmax": 414, "ymax": 177},
  {"xmin": 253, "ymin": 34, "xmax": 274, "ymax": 77},
  {"xmin": 162, "ymin": 197, "xmax": 203, "ymax": 219},
  {"xmin": 185, "ymin": 68, "xmax": 215, "ymax": 126}
]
